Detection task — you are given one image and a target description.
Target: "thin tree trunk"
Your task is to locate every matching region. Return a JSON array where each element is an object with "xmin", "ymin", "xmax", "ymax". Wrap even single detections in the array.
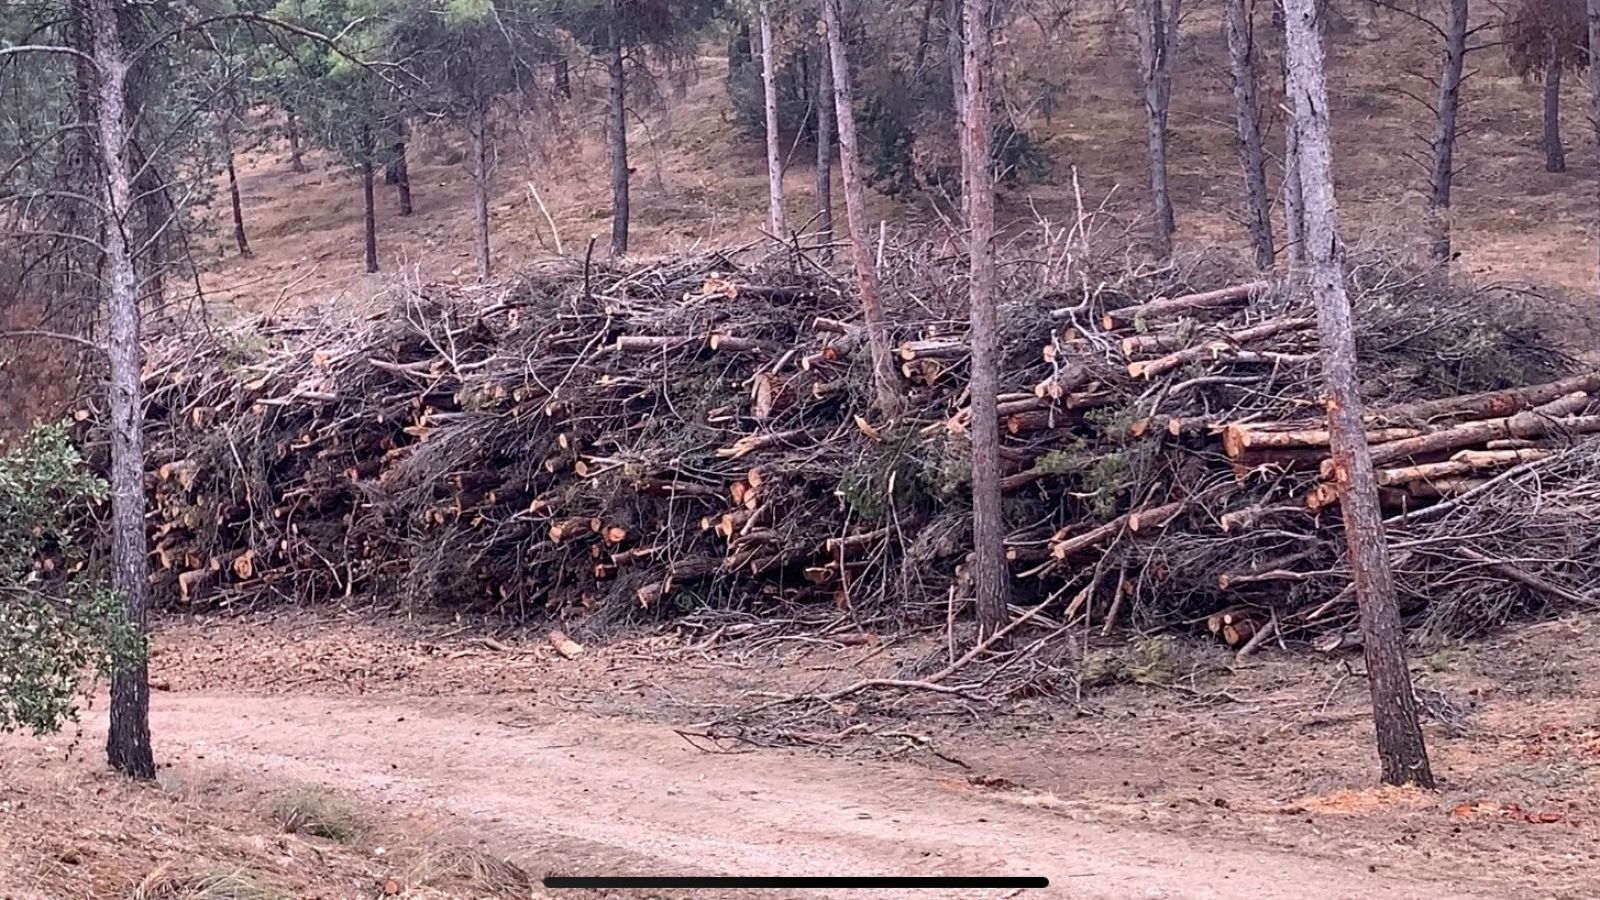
[
  {"xmin": 286, "ymin": 105, "xmax": 307, "ymax": 173},
  {"xmin": 554, "ymin": 57, "xmax": 572, "ymax": 100},
  {"xmin": 226, "ymin": 147, "xmax": 251, "ymax": 258},
  {"xmin": 393, "ymin": 129, "xmax": 414, "ymax": 216},
  {"xmin": 911, "ymin": 0, "xmax": 941, "ymax": 74},
  {"xmin": 759, "ymin": 4, "xmax": 790, "ymax": 239},
  {"xmin": 816, "ymin": 47, "xmax": 835, "ymax": 263},
  {"xmin": 1427, "ymin": 0, "xmax": 1468, "ymax": 262},
  {"xmin": 731, "ymin": 21, "xmax": 753, "ymax": 66},
  {"xmin": 1280, "ymin": 9, "xmax": 1306, "ymax": 271},
  {"xmin": 1544, "ymin": 55, "xmax": 1566, "ymax": 173},
  {"xmin": 122, "ymin": 51, "xmax": 168, "ymax": 307},
  {"xmin": 962, "ymin": 0, "xmax": 1010, "ymax": 641},
  {"xmin": 823, "ymin": 0, "xmax": 901, "ymax": 415},
  {"xmin": 1137, "ymin": 0, "xmax": 1178, "ymax": 259},
  {"xmin": 360, "ymin": 126, "xmax": 379, "ymax": 274},
  {"xmin": 470, "ymin": 100, "xmax": 492, "ymax": 282},
  {"xmin": 88, "ymin": 0, "xmax": 155, "ymax": 782},
  {"xmin": 60, "ymin": 0, "xmax": 102, "ymax": 311},
  {"xmin": 1591, "ymin": 0, "xmax": 1600, "ymax": 288},
  {"xmin": 948, "ymin": 0, "xmax": 966, "ymax": 128},
  {"xmin": 607, "ymin": 3, "xmax": 630, "ymax": 257},
  {"xmin": 1284, "ymin": 0, "xmax": 1435, "ymax": 789},
  {"xmin": 1224, "ymin": 0, "xmax": 1274, "ymax": 270}
]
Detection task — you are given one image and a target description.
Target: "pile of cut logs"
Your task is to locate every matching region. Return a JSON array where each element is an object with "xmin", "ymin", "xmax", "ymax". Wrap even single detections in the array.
[{"xmin": 80, "ymin": 252, "xmax": 1600, "ymax": 642}]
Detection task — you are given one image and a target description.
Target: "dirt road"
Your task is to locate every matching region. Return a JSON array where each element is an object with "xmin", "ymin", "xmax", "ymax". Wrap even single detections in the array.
[{"xmin": 138, "ymin": 693, "xmax": 1486, "ymax": 900}]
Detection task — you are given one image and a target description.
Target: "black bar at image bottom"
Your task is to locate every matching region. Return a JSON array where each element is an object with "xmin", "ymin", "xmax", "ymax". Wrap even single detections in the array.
[{"xmin": 542, "ymin": 876, "xmax": 1051, "ymax": 890}]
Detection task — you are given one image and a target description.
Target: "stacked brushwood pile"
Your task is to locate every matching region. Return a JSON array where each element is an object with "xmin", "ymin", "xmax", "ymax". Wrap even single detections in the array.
[{"xmin": 77, "ymin": 251, "xmax": 1600, "ymax": 642}]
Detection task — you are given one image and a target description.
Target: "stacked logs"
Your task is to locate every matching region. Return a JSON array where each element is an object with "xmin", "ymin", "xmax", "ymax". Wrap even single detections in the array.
[{"xmin": 82, "ymin": 252, "xmax": 1600, "ymax": 642}]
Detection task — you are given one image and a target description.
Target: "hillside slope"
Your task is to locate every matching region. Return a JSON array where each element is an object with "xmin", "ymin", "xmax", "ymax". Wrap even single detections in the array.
[{"xmin": 200, "ymin": 0, "xmax": 1597, "ymax": 317}]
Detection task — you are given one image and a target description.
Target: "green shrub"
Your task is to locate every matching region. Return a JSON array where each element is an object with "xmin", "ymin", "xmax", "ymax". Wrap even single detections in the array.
[{"xmin": 0, "ymin": 423, "xmax": 133, "ymax": 734}]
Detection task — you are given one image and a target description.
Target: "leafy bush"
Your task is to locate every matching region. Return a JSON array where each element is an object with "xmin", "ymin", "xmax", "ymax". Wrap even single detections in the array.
[{"xmin": 0, "ymin": 424, "xmax": 132, "ymax": 734}]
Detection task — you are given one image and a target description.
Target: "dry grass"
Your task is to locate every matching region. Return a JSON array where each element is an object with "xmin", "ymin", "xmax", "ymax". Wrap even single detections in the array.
[
  {"xmin": 133, "ymin": 866, "xmax": 288, "ymax": 900},
  {"xmin": 401, "ymin": 847, "xmax": 535, "ymax": 898},
  {"xmin": 264, "ymin": 787, "xmax": 360, "ymax": 843},
  {"xmin": 0, "ymin": 740, "xmax": 388, "ymax": 899}
]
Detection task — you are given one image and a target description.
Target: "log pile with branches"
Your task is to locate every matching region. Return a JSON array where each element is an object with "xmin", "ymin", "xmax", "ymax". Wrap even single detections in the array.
[{"xmin": 75, "ymin": 250, "xmax": 1600, "ymax": 643}]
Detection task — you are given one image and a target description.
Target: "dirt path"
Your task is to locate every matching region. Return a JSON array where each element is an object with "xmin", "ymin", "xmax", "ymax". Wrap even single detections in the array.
[{"xmin": 138, "ymin": 693, "xmax": 1485, "ymax": 900}]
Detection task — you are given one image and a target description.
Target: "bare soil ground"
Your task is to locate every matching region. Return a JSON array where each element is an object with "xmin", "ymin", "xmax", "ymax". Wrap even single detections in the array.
[{"xmin": 7, "ymin": 610, "xmax": 1600, "ymax": 898}]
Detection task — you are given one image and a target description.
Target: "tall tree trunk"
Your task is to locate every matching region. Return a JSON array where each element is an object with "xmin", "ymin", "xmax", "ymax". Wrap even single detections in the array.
[
  {"xmin": 1280, "ymin": 9, "xmax": 1306, "ymax": 271},
  {"xmin": 606, "ymin": 4, "xmax": 630, "ymax": 257},
  {"xmin": 554, "ymin": 57, "xmax": 572, "ymax": 100},
  {"xmin": 823, "ymin": 0, "xmax": 901, "ymax": 415},
  {"xmin": 122, "ymin": 41, "xmax": 169, "ymax": 308},
  {"xmin": 470, "ymin": 99, "xmax": 492, "ymax": 282},
  {"xmin": 286, "ymin": 105, "xmax": 307, "ymax": 173},
  {"xmin": 88, "ymin": 0, "xmax": 155, "ymax": 782},
  {"xmin": 1284, "ymin": 0, "xmax": 1435, "ymax": 789},
  {"xmin": 759, "ymin": 4, "xmax": 790, "ymax": 239},
  {"xmin": 1136, "ymin": 0, "xmax": 1178, "ymax": 259},
  {"xmin": 962, "ymin": 0, "xmax": 1010, "ymax": 641},
  {"xmin": 226, "ymin": 147, "xmax": 251, "ymax": 258},
  {"xmin": 1544, "ymin": 55, "xmax": 1566, "ymax": 173},
  {"xmin": 1224, "ymin": 0, "xmax": 1275, "ymax": 270},
  {"xmin": 948, "ymin": 0, "xmax": 966, "ymax": 128},
  {"xmin": 360, "ymin": 126, "xmax": 379, "ymax": 274},
  {"xmin": 393, "ymin": 128, "xmax": 414, "ymax": 216},
  {"xmin": 730, "ymin": 21, "xmax": 753, "ymax": 66},
  {"xmin": 1591, "ymin": 0, "xmax": 1600, "ymax": 288},
  {"xmin": 911, "ymin": 0, "xmax": 941, "ymax": 74},
  {"xmin": 61, "ymin": 0, "xmax": 102, "ymax": 311},
  {"xmin": 1427, "ymin": 0, "xmax": 1468, "ymax": 263},
  {"xmin": 816, "ymin": 46, "xmax": 835, "ymax": 263}
]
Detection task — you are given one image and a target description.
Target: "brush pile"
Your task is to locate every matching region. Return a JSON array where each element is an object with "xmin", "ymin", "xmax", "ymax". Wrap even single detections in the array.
[{"xmin": 79, "ymin": 250, "xmax": 1600, "ymax": 642}]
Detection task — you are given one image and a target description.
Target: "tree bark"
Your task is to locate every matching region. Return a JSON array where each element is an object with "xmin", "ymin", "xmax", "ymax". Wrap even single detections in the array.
[
  {"xmin": 1284, "ymin": 0, "xmax": 1434, "ymax": 789},
  {"xmin": 823, "ymin": 0, "xmax": 901, "ymax": 415},
  {"xmin": 962, "ymin": 0, "xmax": 1011, "ymax": 640},
  {"xmin": 88, "ymin": 0, "xmax": 155, "ymax": 782},
  {"xmin": 1427, "ymin": 0, "xmax": 1468, "ymax": 263},
  {"xmin": 948, "ymin": 0, "xmax": 966, "ymax": 127},
  {"xmin": 469, "ymin": 99, "xmax": 492, "ymax": 282},
  {"xmin": 1136, "ymin": 0, "xmax": 1178, "ymax": 259},
  {"xmin": 816, "ymin": 45, "xmax": 835, "ymax": 263},
  {"xmin": 226, "ymin": 146, "xmax": 251, "ymax": 258},
  {"xmin": 1224, "ymin": 0, "xmax": 1275, "ymax": 270},
  {"xmin": 395, "ymin": 152, "xmax": 413, "ymax": 215},
  {"xmin": 554, "ymin": 57, "xmax": 572, "ymax": 100},
  {"xmin": 286, "ymin": 105, "xmax": 307, "ymax": 173},
  {"xmin": 393, "ymin": 129, "xmax": 414, "ymax": 216},
  {"xmin": 360, "ymin": 125, "xmax": 379, "ymax": 274},
  {"xmin": 1281, "ymin": 14, "xmax": 1306, "ymax": 270},
  {"xmin": 911, "ymin": 0, "xmax": 941, "ymax": 74},
  {"xmin": 759, "ymin": 3, "xmax": 789, "ymax": 239},
  {"xmin": 607, "ymin": 3, "xmax": 630, "ymax": 257},
  {"xmin": 1591, "ymin": 0, "xmax": 1600, "ymax": 287},
  {"xmin": 1544, "ymin": 55, "xmax": 1566, "ymax": 172}
]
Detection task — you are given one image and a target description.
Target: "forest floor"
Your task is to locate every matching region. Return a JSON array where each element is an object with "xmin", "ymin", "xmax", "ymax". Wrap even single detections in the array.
[
  {"xmin": 189, "ymin": 0, "xmax": 1600, "ymax": 321},
  {"xmin": 5, "ymin": 610, "xmax": 1600, "ymax": 899}
]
